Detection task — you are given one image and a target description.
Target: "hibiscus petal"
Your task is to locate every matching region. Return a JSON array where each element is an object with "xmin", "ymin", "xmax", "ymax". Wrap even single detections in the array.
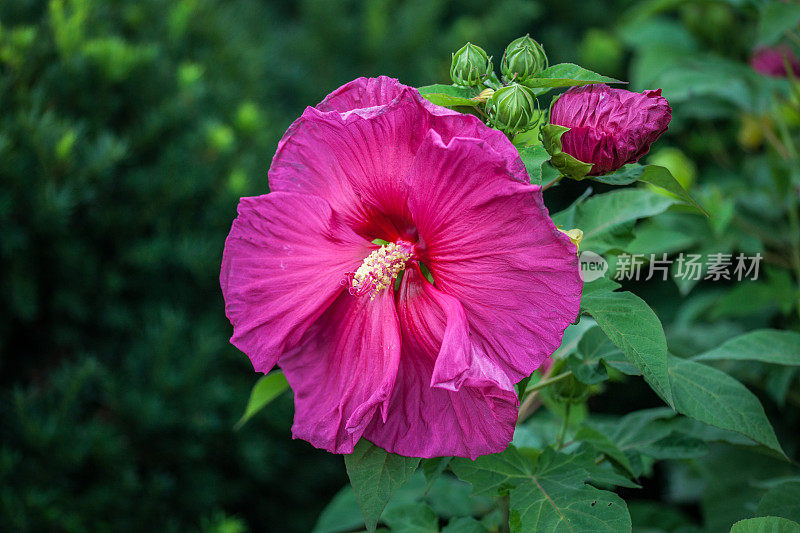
[
  {"xmin": 405, "ymin": 131, "xmax": 582, "ymax": 382},
  {"xmin": 316, "ymin": 76, "xmax": 405, "ymax": 114},
  {"xmin": 365, "ymin": 266, "xmax": 519, "ymax": 459},
  {"xmin": 269, "ymin": 87, "xmax": 426, "ymax": 241},
  {"xmin": 220, "ymin": 192, "xmax": 372, "ymax": 373},
  {"xmin": 280, "ymin": 289, "xmax": 402, "ymax": 454},
  {"xmin": 269, "ymin": 78, "xmax": 528, "ymax": 241}
]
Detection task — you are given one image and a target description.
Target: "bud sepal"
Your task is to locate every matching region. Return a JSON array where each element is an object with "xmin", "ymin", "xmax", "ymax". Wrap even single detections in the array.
[{"xmin": 501, "ymin": 34, "xmax": 548, "ymax": 83}]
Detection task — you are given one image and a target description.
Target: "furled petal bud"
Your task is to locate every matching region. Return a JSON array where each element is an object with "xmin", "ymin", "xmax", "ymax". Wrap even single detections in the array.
[
  {"xmin": 487, "ymin": 83, "xmax": 540, "ymax": 135},
  {"xmin": 750, "ymin": 46, "xmax": 800, "ymax": 78},
  {"xmin": 450, "ymin": 42, "xmax": 493, "ymax": 87},
  {"xmin": 501, "ymin": 34, "xmax": 548, "ymax": 83},
  {"xmin": 546, "ymin": 84, "xmax": 672, "ymax": 176}
]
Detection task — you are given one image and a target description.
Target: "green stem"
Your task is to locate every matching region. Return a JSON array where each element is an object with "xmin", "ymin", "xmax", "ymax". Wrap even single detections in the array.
[
  {"xmin": 517, "ymin": 370, "xmax": 573, "ymax": 425},
  {"xmin": 556, "ymin": 403, "xmax": 571, "ymax": 450},
  {"xmin": 525, "ymin": 371, "xmax": 572, "ymax": 394},
  {"xmin": 542, "ymin": 174, "xmax": 563, "ymax": 191}
]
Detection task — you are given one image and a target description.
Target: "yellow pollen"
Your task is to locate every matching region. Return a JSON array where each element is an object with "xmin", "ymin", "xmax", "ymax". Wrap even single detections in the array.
[{"xmin": 348, "ymin": 242, "xmax": 414, "ymax": 299}]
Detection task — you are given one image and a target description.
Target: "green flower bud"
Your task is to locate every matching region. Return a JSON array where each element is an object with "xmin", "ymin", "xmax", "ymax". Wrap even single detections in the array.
[
  {"xmin": 486, "ymin": 83, "xmax": 539, "ymax": 134},
  {"xmin": 501, "ymin": 34, "xmax": 548, "ymax": 83},
  {"xmin": 549, "ymin": 374, "xmax": 590, "ymax": 405},
  {"xmin": 450, "ymin": 42, "xmax": 493, "ymax": 87}
]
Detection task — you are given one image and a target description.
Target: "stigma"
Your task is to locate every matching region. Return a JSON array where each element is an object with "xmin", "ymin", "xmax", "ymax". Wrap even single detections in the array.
[{"xmin": 344, "ymin": 241, "xmax": 415, "ymax": 299}]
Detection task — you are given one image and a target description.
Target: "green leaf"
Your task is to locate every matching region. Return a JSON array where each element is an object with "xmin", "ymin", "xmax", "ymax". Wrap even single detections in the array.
[
  {"xmin": 574, "ymin": 426, "xmax": 635, "ymax": 476},
  {"xmin": 418, "ymin": 84, "xmax": 479, "ymax": 108},
  {"xmin": 344, "ymin": 439, "xmax": 421, "ymax": 532},
  {"xmin": 758, "ymin": 2, "xmax": 800, "ymax": 45},
  {"xmin": 638, "ymin": 165, "xmax": 708, "ymax": 216},
  {"xmin": 694, "ymin": 330, "xmax": 800, "ymax": 366},
  {"xmin": 517, "ymin": 145, "xmax": 550, "ymax": 185},
  {"xmin": 590, "ymin": 164, "xmax": 707, "ymax": 216},
  {"xmin": 441, "ymin": 517, "xmax": 488, "ymax": 533},
  {"xmin": 758, "ymin": 481, "xmax": 800, "ymax": 523},
  {"xmin": 313, "ymin": 486, "xmax": 369, "ymax": 533},
  {"xmin": 421, "ymin": 457, "xmax": 451, "ymax": 493},
  {"xmin": 580, "ymin": 288, "xmax": 673, "ymax": 406},
  {"xmin": 590, "ymin": 164, "xmax": 644, "ymax": 186},
  {"xmin": 449, "ymin": 446, "xmax": 532, "ymax": 497},
  {"xmin": 382, "ymin": 503, "xmax": 438, "ymax": 533},
  {"xmin": 508, "ymin": 449, "xmax": 631, "ymax": 533},
  {"xmin": 234, "ymin": 371, "xmax": 289, "ymax": 430},
  {"xmin": 667, "ymin": 355, "xmax": 785, "ymax": 457},
  {"xmin": 731, "ymin": 517, "xmax": 800, "ymax": 533},
  {"xmin": 576, "ymin": 325, "xmax": 639, "ymax": 377},
  {"xmin": 554, "ymin": 189, "xmax": 676, "ymax": 253},
  {"xmin": 451, "ymin": 447, "xmax": 631, "ymax": 533},
  {"xmin": 520, "ymin": 63, "xmax": 624, "ymax": 89}
]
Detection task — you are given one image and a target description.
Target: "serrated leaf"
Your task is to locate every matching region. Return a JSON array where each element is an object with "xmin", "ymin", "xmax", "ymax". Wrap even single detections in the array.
[
  {"xmin": 580, "ymin": 288, "xmax": 673, "ymax": 406},
  {"xmin": 234, "ymin": 371, "xmax": 289, "ymax": 430},
  {"xmin": 521, "ymin": 63, "xmax": 624, "ymax": 88},
  {"xmin": 382, "ymin": 503, "xmax": 438, "ymax": 533},
  {"xmin": 517, "ymin": 145, "xmax": 550, "ymax": 185},
  {"xmin": 758, "ymin": 481, "xmax": 800, "ymax": 523},
  {"xmin": 667, "ymin": 355, "xmax": 785, "ymax": 457},
  {"xmin": 694, "ymin": 330, "xmax": 800, "ymax": 366},
  {"xmin": 554, "ymin": 189, "xmax": 676, "ymax": 253},
  {"xmin": 418, "ymin": 84, "xmax": 479, "ymax": 108},
  {"xmin": 452, "ymin": 447, "xmax": 631, "ymax": 533},
  {"xmin": 731, "ymin": 517, "xmax": 800, "ymax": 533},
  {"xmin": 509, "ymin": 449, "xmax": 631, "ymax": 533},
  {"xmin": 449, "ymin": 446, "xmax": 532, "ymax": 497},
  {"xmin": 344, "ymin": 439, "xmax": 421, "ymax": 532}
]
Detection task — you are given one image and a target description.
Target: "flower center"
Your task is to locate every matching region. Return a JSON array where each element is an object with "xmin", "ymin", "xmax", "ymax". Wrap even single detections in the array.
[{"xmin": 344, "ymin": 240, "xmax": 415, "ymax": 299}]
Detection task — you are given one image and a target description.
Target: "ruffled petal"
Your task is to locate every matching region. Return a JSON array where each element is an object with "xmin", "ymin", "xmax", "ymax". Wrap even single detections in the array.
[
  {"xmin": 268, "ymin": 87, "xmax": 426, "ymax": 241},
  {"xmin": 365, "ymin": 266, "xmax": 518, "ymax": 459},
  {"xmin": 220, "ymin": 192, "xmax": 372, "ymax": 373},
  {"xmin": 280, "ymin": 289, "xmax": 402, "ymax": 454},
  {"xmin": 269, "ymin": 78, "xmax": 528, "ymax": 241},
  {"xmin": 404, "ymin": 131, "xmax": 582, "ymax": 382},
  {"xmin": 316, "ymin": 76, "xmax": 405, "ymax": 114}
]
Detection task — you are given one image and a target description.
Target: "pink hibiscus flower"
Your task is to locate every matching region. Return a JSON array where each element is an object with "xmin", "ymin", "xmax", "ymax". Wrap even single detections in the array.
[{"xmin": 220, "ymin": 77, "xmax": 581, "ymax": 459}]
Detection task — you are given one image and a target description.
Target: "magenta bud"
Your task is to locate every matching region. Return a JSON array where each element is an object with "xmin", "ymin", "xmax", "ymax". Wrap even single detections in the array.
[
  {"xmin": 750, "ymin": 46, "xmax": 800, "ymax": 78},
  {"xmin": 549, "ymin": 84, "xmax": 672, "ymax": 176}
]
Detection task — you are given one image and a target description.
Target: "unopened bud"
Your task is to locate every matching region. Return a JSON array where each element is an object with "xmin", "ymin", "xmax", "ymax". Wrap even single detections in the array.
[
  {"xmin": 475, "ymin": 87, "xmax": 495, "ymax": 103},
  {"xmin": 486, "ymin": 83, "xmax": 539, "ymax": 134},
  {"xmin": 501, "ymin": 34, "xmax": 548, "ymax": 83},
  {"xmin": 450, "ymin": 43, "xmax": 493, "ymax": 87}
]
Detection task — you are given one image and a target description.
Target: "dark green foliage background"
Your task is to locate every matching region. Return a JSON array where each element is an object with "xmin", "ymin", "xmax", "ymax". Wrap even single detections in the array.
[{"xmin": 1, "ymin": 0, "xmax": 797, "ymax": 532}]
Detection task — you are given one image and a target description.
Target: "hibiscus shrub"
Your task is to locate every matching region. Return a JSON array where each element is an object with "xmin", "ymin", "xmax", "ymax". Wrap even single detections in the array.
[{"xmin": 227, "ymin": 3, "xmax": 800, "ymax": 533}]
